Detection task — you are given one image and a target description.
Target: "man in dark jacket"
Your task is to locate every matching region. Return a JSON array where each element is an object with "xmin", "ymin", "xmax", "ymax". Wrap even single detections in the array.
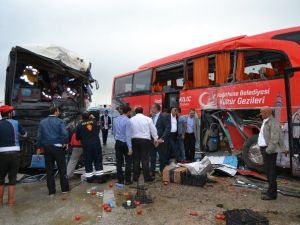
[
  {"xmin": 76, "ymin": 112, "xmax": 103, "ymax": 183},
  {"xmin": 150, "ymin": 103, "xmax": 171, "ymax": 175},
  {"xmin": 168, "ymin": 107, "xmax": 178, "ymax": 162},
  {"xmin": 37, "ymin": 106, "xmax": 69, "ymax": 196},
  {"xmin": 100, "ymin": 110, "xmax": 112, "ymax": 146},
  {"xmin": 0, "ymin": 105, "xmax": 27, "ymax": 205}
]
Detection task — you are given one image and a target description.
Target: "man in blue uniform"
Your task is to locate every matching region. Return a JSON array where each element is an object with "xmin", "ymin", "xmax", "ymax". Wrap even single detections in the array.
[
  {"xmin": 76, "ymin": 112, "xmax": 104, "ymax": 183},
  {"xmin": 0, "ymin": 105, "xmax": 27, "ymax": 205}
]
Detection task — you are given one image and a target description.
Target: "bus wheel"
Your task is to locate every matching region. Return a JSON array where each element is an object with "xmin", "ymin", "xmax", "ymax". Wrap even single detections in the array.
[{"xmin": 242, "ymin": 135, "xmax": 264, "ymax": 172}]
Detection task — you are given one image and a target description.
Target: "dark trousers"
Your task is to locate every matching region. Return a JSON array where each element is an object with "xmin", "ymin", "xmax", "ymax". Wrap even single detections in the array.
[
  {"xmin": 150, "ymin": 141, "xmax": 169, "ymax": 173},
  {"xmin": 83, "ymin": 142, "xmax": 103, "ymax": 175},
  {"xmin": 44, "ymin": 145, "xmax": 69, "ymax": 195},
  {"xmin": 115, "ymin": 140, "xmax": 133, "ymax": 183},
  {"xmin": 0, "ymin": 152, "xmax": 20, "ymax": 185},
  {"xmin": 168, "ymin": 132, "xmax": 177, "ymax": 160},
  {"xmin": 132, "ymin": 138, "xmax": 152, "ymax": 181},
  {"xmin": 184, "ymin": 133, "xmax": 196, "ymax": 161},
  {"xmin": 102, "ymin": 129, "xmax": 109, "ymax": 144},
  {"xmin": 260, "ymin": 147, "xmax": 278, "ymax": 197},
  {"xmin": 293, "ymin": 138, "xmax": 300, "ymax": 155}
]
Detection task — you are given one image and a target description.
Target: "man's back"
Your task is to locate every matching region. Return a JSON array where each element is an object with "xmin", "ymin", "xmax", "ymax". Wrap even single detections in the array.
[
  {"xmin": 113, "ymin": 115, "xmax": 129, "ymax": 140},
  {"xmin": 38, "ymin": 116, "xmax": 68, "ymax": 147},
  {"xmin": 131, "ymin": 114, "xmax": 157, "ymax": 140},
  {"xmin": 0, "ymin": 119, "xmax": 26, "ymax": 150},
  {"xmin": 76, "ymin": 120, "xmax": 100, "ymax": 145}
]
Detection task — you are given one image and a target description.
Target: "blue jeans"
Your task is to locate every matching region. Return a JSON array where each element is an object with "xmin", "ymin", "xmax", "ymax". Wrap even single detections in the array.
[{"xmin": 176, "ymin": 135, "xmax": 185, "ymax": 161}]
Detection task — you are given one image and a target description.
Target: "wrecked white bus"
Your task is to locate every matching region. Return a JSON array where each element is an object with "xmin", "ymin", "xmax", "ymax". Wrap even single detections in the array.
[{"xmin": 4, "ymin": 45, "xmax": 98, "ymax": 167}]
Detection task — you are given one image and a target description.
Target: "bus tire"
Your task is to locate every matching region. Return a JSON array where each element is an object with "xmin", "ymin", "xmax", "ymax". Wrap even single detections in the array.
[{"xmin": 242, "ymin": 135, "xmax": 264, "ymax": 172}]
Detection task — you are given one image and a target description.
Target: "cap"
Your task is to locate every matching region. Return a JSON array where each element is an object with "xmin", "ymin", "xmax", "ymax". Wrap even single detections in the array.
[{"xmin": 0, "ymin": 105, "xmax": 14, "ymax": 114}]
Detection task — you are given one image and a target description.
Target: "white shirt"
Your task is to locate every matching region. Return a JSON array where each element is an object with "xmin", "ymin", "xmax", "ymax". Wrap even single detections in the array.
[
  {"xmin": 152, "ymin": 112, "xmax": 160, "ymax": 126},
  {"xmin": 171, "ymin": 114, "xmax": 177, "ymax": 133},
  {"xmin": 258, "ymin": 118, "xmax": 270, "ymax": 147},
  {"xmin": 130, "ymin": 113, "xmax": 158, "ymax": 140},
  {"xmin": 104, "ymin": 116, "xmax": 109, "ymax": 129}
]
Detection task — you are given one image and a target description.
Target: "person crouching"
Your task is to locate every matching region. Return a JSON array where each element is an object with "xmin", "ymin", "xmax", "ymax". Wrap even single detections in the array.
[{"xmin": 76, "ymin": 112, "xmax": 104, "ymax": 183}]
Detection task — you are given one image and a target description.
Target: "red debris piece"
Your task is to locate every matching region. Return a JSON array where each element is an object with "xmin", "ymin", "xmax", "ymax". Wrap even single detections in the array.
[
  {"xmin": 109, "ymin": 183, "xmax": 114, "ymax": 188},
  {"xmin": 105, "ymin": 207, "xmax": 112, "ymax": 213},
  {"xmin": 136, "ymin": 207, "xmax": 142, "ymax": 215},
  {"xmin": 190, "ymin": 210, "xmax": 199, "ymax": 216},
  {"xmin": 134, "ymin": 200, "xmax": 141, "ymax": 206},
  {"xmin": 74, "ymin": 214, "xmax": 81, "ymax": 221},
  {"xmin": 101, "ymin": 203, "xmax": 110, "ymax": 210},
  {"xmin": 237, "ymin": 169, "xmax": 267, "ymax": 181},
  {"xmin": 215, "ymin": 213, "xmax": 225, "ymax": 220}
]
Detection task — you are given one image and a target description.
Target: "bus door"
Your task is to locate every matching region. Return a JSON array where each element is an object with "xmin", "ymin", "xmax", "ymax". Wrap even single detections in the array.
[
  {"xmin": 165, "ymin": 91, "xmax": 180, "ymax": 110},
  {"xmin": 284, "ymin": 67, "xmax": 300, "ymax": 176}
]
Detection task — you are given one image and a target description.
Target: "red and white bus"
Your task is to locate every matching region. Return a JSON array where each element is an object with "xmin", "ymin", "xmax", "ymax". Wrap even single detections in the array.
[{"xmin": 112, "ymin": 26, "xmax": 300, "ymax": 175}]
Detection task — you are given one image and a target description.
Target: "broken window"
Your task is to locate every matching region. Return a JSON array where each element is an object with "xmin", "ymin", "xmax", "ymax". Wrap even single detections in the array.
[
  {"xmin": 12, "ymin": 61, "xmax": 83, "ymax": 104},
  {"xmin": 235, "ymin": 50, "xmax": 290, "ymax": 82},
  {"xmin": 153, "ymin": 62, "xmax": 184, "ymax": 92},
  {"xmin": 191, "ymin": 51, "xmax": 234, "ymax": 88}
]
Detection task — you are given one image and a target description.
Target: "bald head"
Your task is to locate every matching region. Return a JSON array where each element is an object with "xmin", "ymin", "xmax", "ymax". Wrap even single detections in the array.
[{"xmin": 260, "ymin": 107, "xmax": 273, "ymax": 119}]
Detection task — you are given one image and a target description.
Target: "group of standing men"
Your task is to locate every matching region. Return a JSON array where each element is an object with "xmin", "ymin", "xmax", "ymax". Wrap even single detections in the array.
[
  {"xmin": 0, "ymin": 102, "xmax": 283, "ymax": 204},
  {"xmin": 113, "ymin": 103, "xmax": 200, "ymax": 184}
]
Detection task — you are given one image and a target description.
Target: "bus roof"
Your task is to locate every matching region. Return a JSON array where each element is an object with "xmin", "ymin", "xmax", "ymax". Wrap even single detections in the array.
[{"xmin": 114, "ymin": 26, "xmax": 300, "ymax": 79}]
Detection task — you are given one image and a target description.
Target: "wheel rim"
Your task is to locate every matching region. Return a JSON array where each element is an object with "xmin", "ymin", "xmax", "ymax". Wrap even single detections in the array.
[{"xmin": 248, "ymin": 143, "xmax": 263, "ymax": 165}]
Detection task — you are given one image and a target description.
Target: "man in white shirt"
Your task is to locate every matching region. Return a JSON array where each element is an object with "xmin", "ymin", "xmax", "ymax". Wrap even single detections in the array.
[
  {"xmin": 130, "ymin": 107, "xmax": 158, "ymax": 182},
  {"xmin": 258, "ymin": 106, "xmax": 284, "ymax": 200},
  {"xmin": 168, "ymin": 107, "xmax": 178, "ymax": 162}
]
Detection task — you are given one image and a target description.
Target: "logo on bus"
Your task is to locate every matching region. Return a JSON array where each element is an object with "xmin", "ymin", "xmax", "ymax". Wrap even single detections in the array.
[
  {"xmin": 198, "ymin": 92, "xmax": 217, "ymax": 109},
  {"xmin": 179, "ymin": 96, "xmax": 191, "ymax": 103}
]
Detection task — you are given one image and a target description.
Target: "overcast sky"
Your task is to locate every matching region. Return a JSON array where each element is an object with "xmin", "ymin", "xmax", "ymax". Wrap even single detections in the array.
[{"xmin": 0, "ymin": 0, "xmax": 299, "ymax": 105}]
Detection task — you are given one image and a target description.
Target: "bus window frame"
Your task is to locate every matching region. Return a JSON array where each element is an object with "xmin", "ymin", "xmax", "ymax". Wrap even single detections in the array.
[
  {"xmin": 152, "ymin": 63, "xmax": 185, "ymax": 93},
  {"xmin": 184, "ymin": 51, "xmax": 235, "ymax": 89},
  {"xmin": 180, "ymin": 49, "xmax": 292, "ymax": 91},
  {"xmin": 132, "ymin": 69, "xmax": 152, "ymax": 94},
  {"xmin": 114, "ymin": 74, "xmax": 133, "ymax": 97},
  {"xmin": 233, "ymin": 49, "xmax": 292, "ymax": 85}
]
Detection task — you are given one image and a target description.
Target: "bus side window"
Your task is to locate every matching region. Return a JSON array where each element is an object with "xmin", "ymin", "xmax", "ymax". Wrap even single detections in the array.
[
  {"xmin": 236, "ymin": 52, "xmax": 248, "ymax": 81},
  {"xmin": 193, "ymin": 56, "xmax": 209, "ymax": 87},
  {"xmin": 215, "ymin": 52, "xmax": 231, "ymax": 85},
  {"xmin": 235, "ymin": 51, "xmax": 289, "ymax": 82},
  {"xmin": 154, "ymin": 63, "xmax": 184, "ymax": 91}
]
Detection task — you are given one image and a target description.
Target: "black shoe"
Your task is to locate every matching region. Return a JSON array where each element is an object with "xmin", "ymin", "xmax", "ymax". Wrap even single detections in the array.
[
  {"xmin": 86, "ymin": 177, "xmax": 94, "ymax": 183},
  {"xmin": 261, "ymin": 194, "xmax": 277, "ymax": 200}
]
